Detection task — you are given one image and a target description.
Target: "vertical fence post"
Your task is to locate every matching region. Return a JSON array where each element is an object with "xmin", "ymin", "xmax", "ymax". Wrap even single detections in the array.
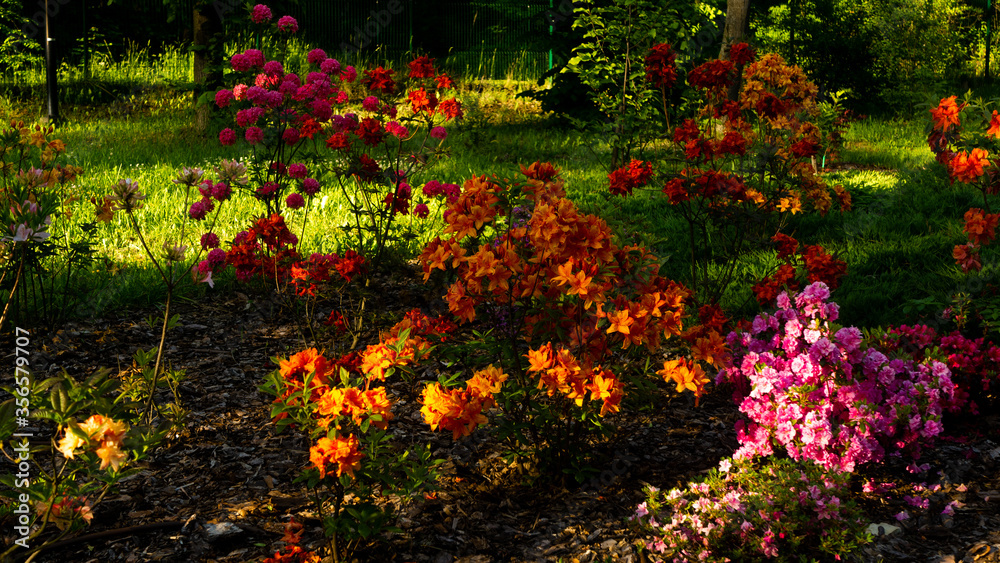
[
  {"xmin": 987, "ymin": 0, "xmax": 993, "ymax": 80},
  {"xmin": 44, "ymin": 0, "xmax": 59, "ymax": 124},
  {"xmin": 548, "ymin": 0, "xmax": 553, "ymax": 72}
]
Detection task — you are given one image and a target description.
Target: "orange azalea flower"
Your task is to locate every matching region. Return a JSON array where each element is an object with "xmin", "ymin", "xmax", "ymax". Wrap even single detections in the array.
[
  {"xmin": 280, "ymin": 348, "xmax": 329, "ymax": 383},
  {"xmin": 309, "ymin": 435, "xmax": 364, "ymax": 479},
  {"xmin": 589, "ymin": 368, "xmax": 624, "ymax": 416},
  {"xmin": 953, "ymin": 242, "xmax": 982, "ymax": 272},
  {"xmin": 445, "ymin": 281, "xmax": 477, "ymax": 323},
  {"xmin": 988, "ymin": 110, "xmax": 1000, "ymax": 138},
  {"xmin": 420, "ymin": 384, "xmax": 488, "ymax": 439},
  {"xmin": 281, "ymin": 517, "xmax": 304, "ymax": 544},
  {"xmin": 606, "ymin": 309, "xmax": 633, "ymax": 336},
  {"xmin": 95, "ymin": 440, "xmax": 128, "ymax": 471},
  {"xmin": 657, "ymin": 358, "xmax": 710, "ymax": 406},
  {"xmin": 963, "ymin": 208, "xmax": 999, "ymax": 245},
  {"xmin": 316, "ymin": 387, "xmax": 366, "ymax": 425},
  {"xmin": 691, "ymin": 330, "xmax": 729, "ymax": 368},
  {"xmin": 949, "ymin": 148, "xmax": 989, "ymax": 184},
  {"xmin": 361, "ymin": 387, "xmax": 394, "ymax": 429},
  {"xmin": 929, "ymin": 96, "xmax": 964, "ymax": 132},
  {"xmin": 465, "ymin": 365, "xmax": 508, "ymax": 408},
  {"xmin": 526, "ymin": 342, "xmax": 555, "ymax": 372},
  {"xmin": 359, "ymin": 343, "xmax": 397, "ymax": 380}
]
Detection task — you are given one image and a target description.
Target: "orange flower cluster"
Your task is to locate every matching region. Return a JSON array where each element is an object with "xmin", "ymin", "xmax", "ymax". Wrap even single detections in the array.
[
  {"xmin": 930, "ymin": 96, "xmax": 965, "ymax": 133},
  {"xmin": 421, "ymin": 164, "xmax": 693, "ymax": 366},
  {"xmin": 657, "ymin": 358, "xmax": 711, "ymax": 406},
  {"xmin": 526, "ymin": 343, "xmax": 624, "ymax": 416},
  {"xmin": 56, "ymin": 414, "xmax": 129, "ymax": 472},
  {"xmin": 963, "ymin": 208, "xmax": 999, "ymax": 245},
  {"xmin": 263, "ymin": 546, "xmax": 321, "ymax": 563},
  {"xmin": 740, "ymin": 53, "xmax": 819, "ymax": 128},
  {"xmin": 952, "ymin": 209, "xmax": 1000, "ymax": 272},
  {"xmin": 420, "ymin": 365, "xmax": 508, "ymax": 439},
  {"xmin": 309, "ymin": 434, "xmax": 364, "ymax": 479},
  {"xmin": 752, "ymin": 234, "xmax": 847, "ymax": 305},
  {"xmin": 948, "ymin": 148, "xmax": 990, "ymax": 184}
]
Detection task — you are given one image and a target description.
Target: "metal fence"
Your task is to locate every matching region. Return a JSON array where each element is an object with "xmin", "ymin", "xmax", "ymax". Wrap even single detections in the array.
[{"xmin": 127, "ymin": 0, "xmax": 554, "ymax": 78}]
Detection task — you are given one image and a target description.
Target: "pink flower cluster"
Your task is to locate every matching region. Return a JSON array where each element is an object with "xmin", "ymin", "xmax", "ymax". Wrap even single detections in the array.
[
  {"xmin": 636, "ymin": 457, "xmax": 869, "ymax": 561},
  {"xmin": 720, "ymin": 282, "xmax": 957, "ymax": 472},
  {"xmin": 873, "ymin": 323, "xmax": 1000, "ymax": 413}
]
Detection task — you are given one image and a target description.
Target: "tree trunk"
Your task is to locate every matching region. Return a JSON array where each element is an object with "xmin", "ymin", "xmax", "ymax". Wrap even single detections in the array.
[
  {"xmin": 718, "ymin": 0, "xmax": 750, "ymax": 60},
  {"xmin": 719, "ymin": 0, "xmax": 751, "ymax": 101},
  {"xmin": 193, "ymin": 5, "xmax": 223, "ymax": 133}
]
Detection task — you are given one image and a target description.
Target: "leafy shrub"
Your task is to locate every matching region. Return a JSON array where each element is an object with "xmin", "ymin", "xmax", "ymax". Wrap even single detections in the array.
[{"xmin": 633, "ymin": 456, "xmax": 871, "ymax": 561}]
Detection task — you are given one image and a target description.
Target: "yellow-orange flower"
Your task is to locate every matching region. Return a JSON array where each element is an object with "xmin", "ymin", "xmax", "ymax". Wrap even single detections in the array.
[
  {"xmin": 420, "ymin": 384, "xmax": 488, "ymax": 439},
  {"xmin": 589, "ymin": 368, "xmax": 624, "ymax": 416},
  {"xmin": 465, "ymin": 365, "xmax": 508, "ymax": 408},
  {"xmin": 279, "ymin": 349, "xmax": 329, "ymax": 383},
  {"xmin": 657, "ymin": 358, "xmax": 710, "ymax": 405},
  {"xmin": 690, "ymin": 330, "xmax": 729, "ymax": 368},
  {"xmin": 309, "ymin": 435, "xmax": 364, "ymax": 479}
]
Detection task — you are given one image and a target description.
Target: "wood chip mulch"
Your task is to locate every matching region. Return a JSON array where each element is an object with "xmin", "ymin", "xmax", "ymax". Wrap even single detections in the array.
[{"xmin": 3, "ymin": 265, "xmax": 999, "ymax": 563}]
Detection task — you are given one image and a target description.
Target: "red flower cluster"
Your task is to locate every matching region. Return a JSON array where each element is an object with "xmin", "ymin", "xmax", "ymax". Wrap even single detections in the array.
[
  {"xmin": 226, "ymin": 214, "xmax": 300, "ymax": 282},
  {"xmin": 407, "ymin": 55, "xmax": 436, "ymax": 79},
  {"xmin": 644, "ymin": 43, "xmax": 678, "ymax": 90},
  {"xmin": 752, "ymin": 235, "xmax": 847, "ymax": 305},
  {"xmin": 290, "ymin": 250, "xmax": 367, "ymax": 296},
  {"xmin": 361, "ymin": 66, "xmax": 396, "ymax": 94},
  {"xmin": 688, "ymin": 59, "xmax": 734, "ymax": 92},
  {"xmin": 729, "ymin": 42, "xmax": 757, "ymax": 66},
  {"xmin": 608, "ymin": 159, "xmax": 654, "ymax": 196}
]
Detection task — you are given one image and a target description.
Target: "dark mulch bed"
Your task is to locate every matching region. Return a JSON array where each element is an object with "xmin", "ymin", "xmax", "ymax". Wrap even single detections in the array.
[{"xmin": 4, "ymin": 265, "xmax": 1000, "ymax": 563}]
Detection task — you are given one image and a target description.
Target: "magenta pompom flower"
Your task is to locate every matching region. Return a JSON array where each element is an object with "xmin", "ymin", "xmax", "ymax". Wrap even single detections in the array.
[
  {"xmin": 307, "ymin": 48, "xmax": 327, "ymax": 66},
  {"xmin": 277, "ymin": 15, "xmax": 298, "ymax": 33},
  {"xmin": 219, "ymin": 128, "xmax": 236, "ymax": 146},
  {"xmin": 230, "ymin": 53, "xmax": 251, "ymax": 72},
  {"xmin": 215, "ymin": 89, "xmax": 234, "ymax": 108},
  {"xmin": 201, "ymin": 232, "xmax": 221, "ymax": 250},
  {"xmin": 245, "ymin": 127, "xmax": 264, "ymax": 144},
  {"xmin": 413, "ymin": 203, "xmax": 430, "ymax": 218},
  {"xmin": 288, "ymin": 163, "xmax": 308, "ymax": 179},
  {"xmin": 362, "ymin": 96, "xmax": 379, "ymax": 112},
  {"xmin": 251, "ymin": 4, "xmax": 272, "ymax": 24},
  {"xmin": 320, "ymin": 58, "xmax": 341, "ymax": 75},
  {"xmin": 282, "ymin": 127, "xmax": 300, "ymax": 146},
  {"xmin": 430, "ymin": 126, "xmax": 447, "ymax": 140},
  {"xmin": 207, "ymin": 248, "xmax": 227, "ymax": 265},
  {"xmin": 286, "ymin": 193, "xmax": 305, "ymax": 209},
  {"xmin": 189, "ymin": 200, "xmax": 209, "ymax": 221},
  {"xmin": 302, "ymin": 178, "xmax": 320, "ymax": 196}
]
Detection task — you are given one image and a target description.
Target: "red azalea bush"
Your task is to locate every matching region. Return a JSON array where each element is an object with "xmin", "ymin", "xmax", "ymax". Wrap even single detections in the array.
[{"xmin": 607, "ymin": 43, "xmax": 851, "ymax": 308}]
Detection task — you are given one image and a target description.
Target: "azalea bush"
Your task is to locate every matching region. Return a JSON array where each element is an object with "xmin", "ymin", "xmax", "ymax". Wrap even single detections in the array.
[
  {"xmin": 608, "ymin": 43, "xmax": 851, "ymax": 307},
  {"xmin": 260, "ymin": 310, "xmax": 453, "ymax": 562},
  {"xmin": 98, "ymin": 165, "xmax": 246, "ymax": 426},
  {"xmin": 0, "ymin": 120, "xmax": 88, "ymax": 332},
  {"xmin": 719, "ymin": 282, "xmax": 957, "ymax": 473},
  {"xmin": 633, "ymin": 457, "xmax": 870, "ymax": 562},
  {"xmin": 214, "ymin": 4, "xmax": 463, "ymax": 270},
  {"xmin": 870, "ymin": 323, "xmax": 1000, "ymax": 414},
  {"xmin": 926, "ymin": 95, "xmax": 1000, "ymax": 273},
  {"xmin": 416, "ymin": 163, "xmax": 717, "ymax": 478},
  {"xmin": 0, "ymin": 369, "xmax": 165, "ymax": 561}
]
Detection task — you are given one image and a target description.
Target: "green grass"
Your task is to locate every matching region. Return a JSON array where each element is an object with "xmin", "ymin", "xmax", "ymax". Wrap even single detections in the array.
[{"xmin": 3, "ymin": 60, "xmax": 999, "ymax": 330}]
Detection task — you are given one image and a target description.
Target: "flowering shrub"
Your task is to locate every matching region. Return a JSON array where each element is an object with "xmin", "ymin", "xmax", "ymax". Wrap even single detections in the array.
[
  {"xmin": 926, "ymin": 95, "xmax": 1000, "ymax": 272},
  {"xmin": 0, "ymin": 369, "xmax": 164, "ymax": 561},
  {"xmin": 610, "ymin": 44, "xmax": 851, "ymax": 306},
  {"xmin": 751, "ymin": 233, "xmax": 847, "ymax": 306},
  {"xmin": 215, "ymin": 5, "xmax": 462, "ymax": 269},
  {"xmin": 261, "ymin": 310, "xmax": 454, "ymax": 561},
  {"xmin": 0, "ymin": 120, "xmax": 86, "ymax": 331},
  {"xmin": 633, "ymin": 457, "xmax": 870, "ymax": 561},
  {"xmin": 870, "ymin": 323, "xmax": 1000, "ymax": 413},
  {"xmin": 417, "ymin": 163, "xmax": 713, "ymax": 477},
  {"xmin": 719, "ymin": 282, "xmax": 957, "ymax": 472}
]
